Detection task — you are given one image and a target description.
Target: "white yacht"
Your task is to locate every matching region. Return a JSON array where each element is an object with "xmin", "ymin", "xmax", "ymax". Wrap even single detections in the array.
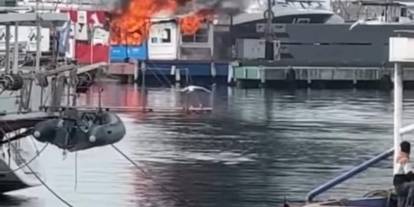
[
  {"xmin": 233, "ymin": 0, "xmax": 340, "ymax": 25},
  {"xmin": 0, "ymin": 2, "xmax": 127, "ymax": 193},
  {"xmin": 0, "ymin": 124, "xmax": 44, "ymax": 193},
  {"xmin": 229, "ymin": 0, "xmax": 414, "ymax": 67}
]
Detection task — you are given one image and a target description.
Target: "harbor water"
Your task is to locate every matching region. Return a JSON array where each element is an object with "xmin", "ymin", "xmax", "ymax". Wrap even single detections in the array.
[{"xmin": 3, "ymin": 83, "xmax": 414, "ymax": 207}]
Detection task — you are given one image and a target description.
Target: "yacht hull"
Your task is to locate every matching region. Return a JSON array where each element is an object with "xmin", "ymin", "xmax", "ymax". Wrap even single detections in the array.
[
  {"xmin": 0, "ymin": 138, "xmax": 43, "ymax": 193},
  {"xmin": 0, "ymin": 159, "xmax": 31, "ymax": 193}
]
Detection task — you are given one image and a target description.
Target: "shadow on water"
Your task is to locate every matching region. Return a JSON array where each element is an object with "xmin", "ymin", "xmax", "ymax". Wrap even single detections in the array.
[{"xmin": 0, "ymin": 194, "xmax": 41, "ymax": 206}]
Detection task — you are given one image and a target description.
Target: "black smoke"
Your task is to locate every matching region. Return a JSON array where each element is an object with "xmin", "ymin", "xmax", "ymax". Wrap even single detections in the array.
[
  {"xmin": 106, "ymin": 0, "xmax": 252, "ymax": 15},
  {"xmin": 180, "ymin": 0, "xmax": 251, "ymax": 15}
]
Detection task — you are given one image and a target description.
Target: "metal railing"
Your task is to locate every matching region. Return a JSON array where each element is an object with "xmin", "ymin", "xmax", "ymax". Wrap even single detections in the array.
[{"xmin": 306, "ymin": 148, "xmax": 394, "ymax": 202}]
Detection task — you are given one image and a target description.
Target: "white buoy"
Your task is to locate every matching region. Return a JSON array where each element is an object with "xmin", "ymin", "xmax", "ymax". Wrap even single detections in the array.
[
  {"xmin": 57, "ymin": 119, "xmax": 64, "ymax": 128},
  {"xmin": 89, "ymin": 135, "xmax": 96, "ymax": 143}
]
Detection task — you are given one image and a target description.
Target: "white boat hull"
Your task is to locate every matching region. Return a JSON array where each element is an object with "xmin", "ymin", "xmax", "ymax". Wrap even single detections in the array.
[{"xmin": 0, "ymin": 137, "xmax": 43, "ymax": 193}]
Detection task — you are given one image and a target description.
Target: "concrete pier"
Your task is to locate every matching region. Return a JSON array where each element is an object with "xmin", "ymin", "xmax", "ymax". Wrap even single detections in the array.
[
  {"xmin": 107, "ymin": 63, "xmax": 136, "ymax": 83},
  {"xmin": 231, "ymin": 66, "xmax": 411, "ymax": 89}
]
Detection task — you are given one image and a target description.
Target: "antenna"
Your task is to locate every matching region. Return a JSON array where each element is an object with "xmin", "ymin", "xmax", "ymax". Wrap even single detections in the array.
[{"xmin": 98, "ymin": 87, "xmax": 104, "ymax": 112}]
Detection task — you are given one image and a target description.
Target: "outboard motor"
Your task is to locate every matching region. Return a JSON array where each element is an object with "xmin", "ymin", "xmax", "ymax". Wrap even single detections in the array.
[
  {"xmin": 33, "ymin": 111, "xmax": 126, "ymax": 152},
  {"xmin": 76, "ymin": 72, "xmax": 95, "ymax": 93},
  {"xmin": 0, "ymin": 74, "xmax": 24, "ymax": 91}
]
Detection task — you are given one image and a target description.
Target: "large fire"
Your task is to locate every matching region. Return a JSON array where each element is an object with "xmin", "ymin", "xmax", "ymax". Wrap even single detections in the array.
[
  {"xmin": 110, "ymin": 0, "xmax": 213, "ymax": 45},
  {"xmin": 179, "ymin": 9, "xmax": 214, "ymax": 36}
]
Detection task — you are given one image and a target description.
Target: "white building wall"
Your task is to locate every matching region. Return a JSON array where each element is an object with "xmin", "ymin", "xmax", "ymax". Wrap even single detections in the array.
[
  {"xmin": 148, "ymin": 22, "xmax": 178, "ymax": 60},
  {"xmin": 0, "ymin": 26, "xmax": 50, "ymax": 52}
]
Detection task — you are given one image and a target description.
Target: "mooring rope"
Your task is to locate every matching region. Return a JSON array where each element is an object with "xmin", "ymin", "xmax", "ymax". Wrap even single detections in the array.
[
  {"xmin": 7, "ymin": 142, "xmax": 73, "ymax": 207},
  {"xmin": 26, "ymin": 163, "xmax": 74, "ymax": 207},
  {"xmin": 0, "ymin": 143, "xmax": 48, "ymax": 174},
  {"xmin": 74, "ymin": 151, "xmax": 78, "ymax": 191},
  {"xmin": 111, "ymin": 144, "xmax": 192, "ymax": 207},
  {"xmin": 0, "ymin": 127, "xmax": 49, "ymax": 174}
]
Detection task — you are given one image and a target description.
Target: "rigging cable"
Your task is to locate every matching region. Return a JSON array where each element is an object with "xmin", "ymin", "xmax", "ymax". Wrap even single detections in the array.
[
  {"xmin": 111, "ymin": 144, "xmax": 192, "ymax": 207},
  {"xmin": 74, "ymin": 151, "xmax": 78, "ymax": 191},
  {"xmin": 0, "ymin": 143, "xmax": 48, "ymax": 174},
  {"xmin": 0, "ymin": 122, "xmax": 73, "ymax": 207}
]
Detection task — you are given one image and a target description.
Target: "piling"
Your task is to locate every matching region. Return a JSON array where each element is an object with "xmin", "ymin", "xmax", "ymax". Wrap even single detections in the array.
[
  {"xmin": 175, "ymin": 68, "xmax": 181, "ymax": 84},
  {"xmin": 133, "ymin": 61, "xmax": 139, "ymax": 82},
  {"xmin": 211, "ymin": 62, "xmax": 217, "ymax": 83},
  {"xmin": 286, "ymin": 68, "xmax": 296, "ymax": 89}
]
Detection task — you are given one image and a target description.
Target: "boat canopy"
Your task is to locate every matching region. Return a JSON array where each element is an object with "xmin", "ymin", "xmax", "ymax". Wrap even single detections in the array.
[{"xmin": 0, "ymin": 13, "xmax": 68, "ymax": 26}]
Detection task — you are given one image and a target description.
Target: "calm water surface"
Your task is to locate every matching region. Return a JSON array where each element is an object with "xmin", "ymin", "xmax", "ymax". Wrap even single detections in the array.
[{"xmin": 3, "ymin": 83, "xmax": 414, "ymax": 207}]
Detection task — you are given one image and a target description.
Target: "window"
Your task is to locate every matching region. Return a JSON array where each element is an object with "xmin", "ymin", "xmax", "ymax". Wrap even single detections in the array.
[
  {"xmin": 151, "ymin": 27, "xmax": 172, "ymax": 44},
  {"xmin": 1, "ymin": 0, "xmax": 16, "ymax": 6},
  {"xmin": 401, "ymin": 7, "xmax": 408, "ymax": 17},
  {"xmin": 256, "ymin": 23, "xmax": 285, "ymax": 33},
  {"xmin": 293, "ymin": 18, "xmax": 311, "ymax": 24},
  {"xmin": 182, "ymin": 26, "xmax": 209, "ymax": 43},
  {"xmin": 161, "ymin": 28, "xmax": 171, "ymax": 43},
  {"xmin": 256, "ymin": 24, "xmax": 265, "ymax": 33}
]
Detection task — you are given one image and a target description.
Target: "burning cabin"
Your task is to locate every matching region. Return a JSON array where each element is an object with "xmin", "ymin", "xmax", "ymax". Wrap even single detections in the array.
[
  {"xmin": 109, "ymin": 18, "xmax": 215, "ymax": 62},
  {"xmin": 153, "ymin": 18, "xmax": 214, "ymax": 61}
]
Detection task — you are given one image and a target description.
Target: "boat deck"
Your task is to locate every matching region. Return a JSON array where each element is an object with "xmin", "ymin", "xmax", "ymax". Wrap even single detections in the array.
[{"xmin": 0, "ymin": 112, "xmax": 56, "ymax": 133}]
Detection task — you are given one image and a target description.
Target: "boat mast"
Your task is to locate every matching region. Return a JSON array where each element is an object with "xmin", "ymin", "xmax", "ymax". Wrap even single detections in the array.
[
  {"xmin": 394, "ymin": 62, "xmax": 403, "ymax": 172},
  {"xmin": 35, "ymin": 0, "xmax": 44, "ymax": 108},
  {"xmin": 5, "ymin": 24, "xmax": 10, "ymax": 73},
  {"xmin": 392, "ymin": 32, "xmax": 404, "ymax": 173},
  {"xmin": 390, "ymin": 31, "xmax": 410, "ymax": 173},
  {"xmin": 13, "ymin": 22, "xmax": 18, "ymax": 73},
  {"xmin": 265, "ymin": 0, "xmax": 274, "ymax": 42},
  {"xmin": 35, "ymin": 0, "xmax": 41, "ymax": 72}
]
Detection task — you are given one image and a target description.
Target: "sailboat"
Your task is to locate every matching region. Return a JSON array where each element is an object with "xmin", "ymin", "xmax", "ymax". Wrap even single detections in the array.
[{"xmin": 0, "ymin": 7, "xmax": 126, "ymax": 193}]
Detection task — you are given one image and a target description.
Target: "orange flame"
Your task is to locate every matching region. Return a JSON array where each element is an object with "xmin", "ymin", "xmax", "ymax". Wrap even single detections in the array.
[
  {"xmin": 179, "ymin": 9, "xmax": 213, "ymax": 36},
  {"xmin": 110, "ymin": 0, "xmax": 214, "ymax": 45}
]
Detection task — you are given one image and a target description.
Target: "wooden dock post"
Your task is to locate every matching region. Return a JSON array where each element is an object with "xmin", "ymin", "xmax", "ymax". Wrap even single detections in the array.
[
  {"xmin": 259, "ymin": 66, "xmax": 266, "ymax": 87},
  {"xmin": 211, "ymin": 62, "xmax": 217, "ymax": 80},
  {"xmin": 133, "ymin": 61, "xmax": 139, "ymax": 82},
  {"xmin": 227, "ymin": 64, "xmax": 234, "ymax": 85},
  {"xmin": 175, "ymin": 67, "xmax": 181, "ymax": 83}
]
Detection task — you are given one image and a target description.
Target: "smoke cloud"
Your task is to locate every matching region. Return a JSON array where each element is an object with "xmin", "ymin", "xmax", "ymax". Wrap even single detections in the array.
[
  {"xmin": 108, "ymin": 0, "xmax": 253, "ymax": 44},
  {"xmin": 104, "ymin": 0, "xmax": 252, "ymax": 15},
  {"xmin": 177, "ymin": 0, "xmax": 252, "ymax": 15}
]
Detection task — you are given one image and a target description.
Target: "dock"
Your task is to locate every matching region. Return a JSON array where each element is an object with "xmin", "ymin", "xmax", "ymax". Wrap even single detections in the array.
[
  {"xmin": 229, "ymin": 66, "xmax": 414, "ymax": 89},
  {"xmin": 107, "ymin": 63, "xmax": 414, "ymax": 89}
]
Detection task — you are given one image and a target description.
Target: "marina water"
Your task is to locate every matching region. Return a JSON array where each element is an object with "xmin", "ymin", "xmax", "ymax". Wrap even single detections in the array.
[{"xmin": 2, "ymin": 83, "xmax": 412, "ymax": 207}]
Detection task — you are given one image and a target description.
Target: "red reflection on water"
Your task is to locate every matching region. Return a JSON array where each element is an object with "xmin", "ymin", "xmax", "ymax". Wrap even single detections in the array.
[{"xmin": 79, "ymin": 84, "xmax": 145, "ymax": 108}]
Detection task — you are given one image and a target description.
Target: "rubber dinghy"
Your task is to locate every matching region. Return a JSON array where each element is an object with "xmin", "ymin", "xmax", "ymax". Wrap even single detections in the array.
[{"xmin": 33, "ymin": 110, "xmax": 126, "ymax": 152}]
